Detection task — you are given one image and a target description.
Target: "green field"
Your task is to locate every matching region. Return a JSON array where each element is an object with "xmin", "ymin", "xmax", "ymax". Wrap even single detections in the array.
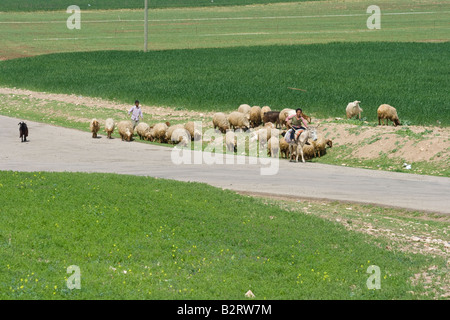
[
  {"xmin": 0, "ymin": 0, "xmax": 318, "ymax": 12},
  {"xmin": 1, "ymin": 1, "xmax": 449, "ymax": 59},
  {"xmin": 0, "ymin": 171, "xmax": 447, "ymax": 299},
  {"xmin": 1, "ymin": 42, "xmax": 449, "ymax": 126}
]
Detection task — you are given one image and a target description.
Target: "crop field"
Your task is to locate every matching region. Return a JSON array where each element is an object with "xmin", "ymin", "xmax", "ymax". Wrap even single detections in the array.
[
  {"xmin": 0, "ymin": 0, "xmax": 318, "ymax": 12},
  {"xmin": 1, "ymin": 42, "xmax": 449, "ymax": 126},
  {"xmin": 1, "ymin": 0, "xmax": 449, "ymax": 58}
]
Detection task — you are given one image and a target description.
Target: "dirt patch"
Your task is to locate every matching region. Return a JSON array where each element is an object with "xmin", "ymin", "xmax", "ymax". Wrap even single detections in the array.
[{"xmin": 315, "ymin": 120, "xmax": 450, "ymax": 164}]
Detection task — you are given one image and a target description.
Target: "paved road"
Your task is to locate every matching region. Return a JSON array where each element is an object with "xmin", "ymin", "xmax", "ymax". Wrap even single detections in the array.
[{"xmin": 1, "ymin": 115, "xmax": 449, "ymax": 214}]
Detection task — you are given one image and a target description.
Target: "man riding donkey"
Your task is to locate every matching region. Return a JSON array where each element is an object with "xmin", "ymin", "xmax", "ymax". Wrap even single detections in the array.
[
  {"xmin": 286, "ymin": 108, "xmax": 309, "ymax": 142},
  {"xmin": 285, "ymin": 108, "xmax": 318, "ymax": 162}
]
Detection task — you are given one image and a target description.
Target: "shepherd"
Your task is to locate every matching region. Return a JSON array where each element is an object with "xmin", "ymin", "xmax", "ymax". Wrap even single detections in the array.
[
  {"xmin": 128, "ymin": 100, "xmax": 144, "ymax": 130},
  {"xmin": 286, "ymin": 108, "xmax": 309, "ymax": 142}
]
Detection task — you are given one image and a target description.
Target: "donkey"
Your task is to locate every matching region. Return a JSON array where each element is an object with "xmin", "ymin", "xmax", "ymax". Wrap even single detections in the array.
[{"xmin": 288, "ymin": 126, "xmax": 318, "ymax": 163}]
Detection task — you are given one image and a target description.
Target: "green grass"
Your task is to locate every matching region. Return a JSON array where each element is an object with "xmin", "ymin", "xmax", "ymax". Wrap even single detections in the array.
[
  {"xmin": 310, "ymin": 146, "xmax": 450, "ymax": 177},
  {"xmin": 0, "ymin": 0, "xmax": 317, "ymax": 12},
  {"xmin": 1, "ymin": 42, "xmax": 449, "ymax": 126},
  {"xmin": 0, "ymin": 170, "xmax": 446, "ymax": 299}
]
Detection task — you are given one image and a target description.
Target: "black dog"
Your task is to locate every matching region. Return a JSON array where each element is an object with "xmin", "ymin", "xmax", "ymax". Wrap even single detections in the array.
[{"xmin": 18, "ymin": 122, "xmax": 28, "ymax": 142}]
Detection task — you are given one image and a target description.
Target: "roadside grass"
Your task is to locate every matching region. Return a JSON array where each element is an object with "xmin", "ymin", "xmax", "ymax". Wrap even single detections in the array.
[
  {"xmin": 1, "ymin": 92, "xmax": 449, "ymax": 177},
  {"xmin": 310, "ymin": 148, "xmax": 450, "ymax": 177},
  {"xmin": 1, "ymin": 42, "xmax": 449, "ymax": 126},
  {"xmin": 0, "ymin": 171, "xmax": 447, "ymax": 299}
]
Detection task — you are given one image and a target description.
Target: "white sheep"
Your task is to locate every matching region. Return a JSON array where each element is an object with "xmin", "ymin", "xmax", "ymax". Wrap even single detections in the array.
[
  {"xmin": 166, "ymin": 124, "xmax": 186, "ymax": 143},
  {"xmin": 377, "ymin": 104, "xmax": 401, "ymax": 126},
  {"xmin": 117, "ymin": 120, "xmax": 134, "ymax": 141},
  {"xmin": 268, "ymin": 136, "xmax": 280, "ymax": 158},
  {"xmin": 136, "ymin": 122, "xmax": 151, "ymax": 140},
  {"xmin": 212, "ymin": 112, "xmax": 230, "ymax": 133},
  {"xmin": 90, "ymin": 118, "xmax": 100, "ymax": 138},
  {"xmin": 171, "ymin": 127, "xmax": 190, "ymax": 147},
  {"xmin": 279, "ymin": 108, "xmax": 295, "ymax": 128},
  {"xmin": 105, "ymin": 118, "xmax": 115, "ymax": 139},
  {"xmin": 264, "ymin": 122, "xmax": 275, "ymax": 129},
  {"xmin": 225, "ymin": 130, "xmax": 237, "ymax": 153},
  {"xmin": 346, "ymin": 100, "xmax": 363, "ymax": 119},
  {"xmin": 228, "ymin": 111, "xmax": 250, "ymax": 130},
  {"xmin": 238, "ymin": 104, "xmax": 251, "ymax": 116},
  {"xmin": 250, "ymin": 128, "xmax": 280, "ymax": 148}
]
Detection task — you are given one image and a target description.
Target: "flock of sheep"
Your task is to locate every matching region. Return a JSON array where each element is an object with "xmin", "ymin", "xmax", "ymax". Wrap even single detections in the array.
[
  {"xmin": 88, "ymin": 101, "xmax": 401, "ymax": 162},
  {"xmin": 210, "ymin": 104, "xmax": 331, "ymax": 161}
]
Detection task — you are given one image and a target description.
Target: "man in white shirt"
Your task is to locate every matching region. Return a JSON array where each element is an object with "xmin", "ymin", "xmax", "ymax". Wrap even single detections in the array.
[{"xmin": 128, "ymin": 100, "xmax": 143, "ymax": 129}]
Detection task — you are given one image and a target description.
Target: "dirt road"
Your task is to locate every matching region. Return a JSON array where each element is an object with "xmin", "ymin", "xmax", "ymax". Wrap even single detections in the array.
[{"xmin": 1, "ymin": 115, "xmax": 449, "ymax": 214}]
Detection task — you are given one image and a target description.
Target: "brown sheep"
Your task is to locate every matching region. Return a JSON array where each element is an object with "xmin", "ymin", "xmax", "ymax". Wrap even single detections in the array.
[
  {"xmin": 263, "ymin": 111, "xmax": 281, "ymax": 128},
  {"xmin": 377, "ymin": 104, "xmax": 401, "ymax": 126},
  {"xmin": 148, "ymin": 122, "xmax": 169, "ymax": 143},
  {"xmin": 279, "ymin": 137, "xmax": 290, "ymax": 159},
  {"xmin": 185, "ymin": 121, "xmax": 202, "ymax": 141},
  {"xmin": 90, "ymin": 119, "xmax": 100, "ymax": 138},
  {"xmin": 249, "ymin": 106, "xmax": 262, "ymax": 128},
  {"xmin": 228, "ymin": 112, "xmax": 250, "ymax": 130}
]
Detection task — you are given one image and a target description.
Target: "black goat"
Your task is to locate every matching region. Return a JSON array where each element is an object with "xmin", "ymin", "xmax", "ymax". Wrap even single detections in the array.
[{"xmin": 18, "ymin": 122, "xmax": 28, "ymax": 142}]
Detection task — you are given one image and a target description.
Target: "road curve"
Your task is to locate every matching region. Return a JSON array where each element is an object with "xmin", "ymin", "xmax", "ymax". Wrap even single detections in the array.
[{"xmin": 1, "ymin": 115, "xmax": 449, "ymax": 214}]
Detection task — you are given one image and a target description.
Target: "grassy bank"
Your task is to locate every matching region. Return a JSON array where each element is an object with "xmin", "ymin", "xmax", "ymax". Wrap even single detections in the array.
[
  {"xmin": 1, "ymin": 42, "xmax": 449, "ymax": 126},
  {"xmin": 1, "ymin": 90, "xmax": 448, "ymax": 178},
  {"xmin": 0, "ymin": 171, "xmax": 447, "ymax": 299}
]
